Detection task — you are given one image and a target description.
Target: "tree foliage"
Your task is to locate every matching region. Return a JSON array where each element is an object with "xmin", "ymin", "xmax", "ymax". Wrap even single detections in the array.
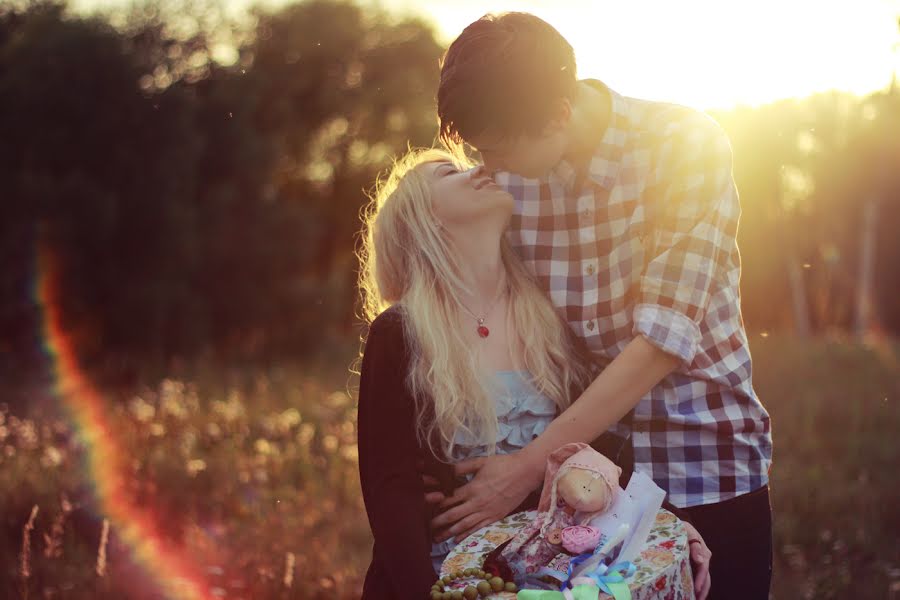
[{"xmin": 1, "ymin": 0, "xmax": 898, "ymax": 388}]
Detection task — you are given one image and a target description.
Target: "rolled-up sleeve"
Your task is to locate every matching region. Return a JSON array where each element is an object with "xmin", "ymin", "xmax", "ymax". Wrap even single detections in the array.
[{"xmin": 634, "ymin": 114, "xmax": 740, "ymax": 366}]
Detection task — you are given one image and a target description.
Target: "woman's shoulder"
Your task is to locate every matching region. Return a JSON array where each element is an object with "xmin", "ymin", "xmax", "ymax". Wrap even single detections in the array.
[
  {"xmin": 359, "ymin": 306, "xmax": 414, "ymax": 414},
  {"xmin": 363, "ymin": 305, "xmax": 409, "ymax": 361},
  {"xmin": 369, "ymin": 304, "xmax": 405, "ymax": 329},
  {"xmin": 367, "ymin": 305, "xmax": 407, "ymax": 343}
]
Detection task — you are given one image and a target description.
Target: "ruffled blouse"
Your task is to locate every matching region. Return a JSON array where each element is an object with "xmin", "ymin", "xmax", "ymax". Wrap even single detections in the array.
[{"xmin": 430, "ymin": 370, "xmax": 558, "ymax": 571}]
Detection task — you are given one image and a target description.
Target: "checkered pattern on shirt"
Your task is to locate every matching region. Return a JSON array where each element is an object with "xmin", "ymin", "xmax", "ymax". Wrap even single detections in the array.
[{"xmin": 496, "ymin": 82, "xmax": 773, "ymax": 508}]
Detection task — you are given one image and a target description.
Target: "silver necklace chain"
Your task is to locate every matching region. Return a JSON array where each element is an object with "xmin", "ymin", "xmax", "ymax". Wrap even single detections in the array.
[{"xmin": 457, "ymin": 274, "xmax": 508, "ymax": 326}]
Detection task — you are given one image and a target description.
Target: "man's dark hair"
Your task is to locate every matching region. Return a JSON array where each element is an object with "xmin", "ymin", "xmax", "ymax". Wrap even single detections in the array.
[{"xmin": 438, "ymin": 12, "xmax": 577, "ymax": 150}]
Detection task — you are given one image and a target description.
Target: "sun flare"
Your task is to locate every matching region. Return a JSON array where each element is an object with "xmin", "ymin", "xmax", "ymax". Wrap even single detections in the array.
[{"xmin": 388, "ymin": 0, "xmax": 900, "ymax": 109}]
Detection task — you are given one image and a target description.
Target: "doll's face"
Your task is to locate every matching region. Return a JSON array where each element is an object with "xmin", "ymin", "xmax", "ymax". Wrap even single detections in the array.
[{"xmin": 556, "ymin": 467, "xmax": 614, "ymax": 513}]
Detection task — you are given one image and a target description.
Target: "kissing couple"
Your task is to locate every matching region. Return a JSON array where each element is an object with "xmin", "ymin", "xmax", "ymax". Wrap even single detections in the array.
[{"xmin": 356, "ymin": 12, "xmax": 773, "ymax": 600}]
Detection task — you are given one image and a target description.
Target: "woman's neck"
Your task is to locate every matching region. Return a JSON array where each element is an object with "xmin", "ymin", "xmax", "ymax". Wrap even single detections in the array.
[
  {"xmin": 446, "ymin": 211, "xmax": 509, "ymax": 300},
  {"xmin": 463, "ymin": 252, "xmax": 505, "ymax": 305},
  {"xmin": 453, "ymin": 234, "xmax": 506, "ymax": 309}
]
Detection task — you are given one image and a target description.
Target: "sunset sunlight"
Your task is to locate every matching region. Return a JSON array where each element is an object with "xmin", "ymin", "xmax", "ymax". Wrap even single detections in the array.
[
  {"xmin": 386, "ymin": 0, "xmax": 900, "ymax": 108},
  {"xmin": 5, "ymin": 0, "xmax": 900, "ymax": 598},
  {"xmin": 69, "ymin": 0, "xmax": 900, "ymax": 107}
]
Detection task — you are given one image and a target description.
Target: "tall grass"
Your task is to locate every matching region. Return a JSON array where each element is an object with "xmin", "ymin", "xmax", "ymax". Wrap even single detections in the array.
[
  {"xmin": 2, "ymin": 364, "xmax": 368, "ymax": 599},
  {"xmin": 750, "ymin": 334, "xmax": 900, "ymax": 599},
  {"xmin": 1, "ymin": 336, "xmax": 897, "ymax": 598}
]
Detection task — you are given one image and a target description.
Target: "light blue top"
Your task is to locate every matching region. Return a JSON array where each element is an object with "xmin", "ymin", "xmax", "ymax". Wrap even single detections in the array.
[{"xmin": 429, "ymin": 370, "xmax": 557, "ymax": 574}]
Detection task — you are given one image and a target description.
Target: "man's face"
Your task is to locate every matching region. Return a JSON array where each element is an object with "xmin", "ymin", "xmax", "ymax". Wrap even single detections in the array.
[{"xmin": 472, "ymin": 127, "xmax": 568, "ymax": 179}]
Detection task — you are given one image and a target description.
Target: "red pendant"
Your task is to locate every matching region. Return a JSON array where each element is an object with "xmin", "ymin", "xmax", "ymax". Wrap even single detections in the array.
[{"xmin": 477, "ymin": 325, "xmax": 490, "ymax": 338}]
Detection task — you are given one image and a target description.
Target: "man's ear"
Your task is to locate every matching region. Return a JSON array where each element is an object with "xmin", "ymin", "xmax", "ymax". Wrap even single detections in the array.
[{"xmin": 541, "ymin": 97, "xmax": 573, "ymax": 136}]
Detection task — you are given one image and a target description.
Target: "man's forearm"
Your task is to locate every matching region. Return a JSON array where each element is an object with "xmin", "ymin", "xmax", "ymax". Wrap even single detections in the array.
[{"xmin": 520, "ymin": 335, "xmax": 680, "ymax": 477}]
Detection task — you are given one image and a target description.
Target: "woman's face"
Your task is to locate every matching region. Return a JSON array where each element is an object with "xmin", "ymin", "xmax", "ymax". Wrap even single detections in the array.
[{"xmin": 420, "ymin": 161, "xmax": 514, "ymax": 230}]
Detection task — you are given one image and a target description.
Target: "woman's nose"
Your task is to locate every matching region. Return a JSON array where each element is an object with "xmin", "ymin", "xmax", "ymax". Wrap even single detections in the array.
[{"xmin": 469, "ymin": 164, "xmax": 492, "ymax": 180}]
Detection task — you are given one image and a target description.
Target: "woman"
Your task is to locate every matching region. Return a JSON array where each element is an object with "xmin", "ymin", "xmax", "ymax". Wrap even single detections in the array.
[{"xmin": 356, "ymin": 147, "xmax": 594, "ymax": 599}]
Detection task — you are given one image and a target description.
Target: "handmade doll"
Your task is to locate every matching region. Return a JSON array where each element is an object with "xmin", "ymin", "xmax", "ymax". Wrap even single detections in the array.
[{"xmin": 484, "ymin": 443, "xmax": 622, "ymax": 587}]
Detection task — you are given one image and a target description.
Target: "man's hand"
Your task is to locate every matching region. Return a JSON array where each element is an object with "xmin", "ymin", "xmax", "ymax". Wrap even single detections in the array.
[
  {"xmin": 683, "ymin": 522, "xmax": 711, "ymax": 600},
  {"xmin": 427, "ymin": 452, "xmax": 541, "ymax": 543}
]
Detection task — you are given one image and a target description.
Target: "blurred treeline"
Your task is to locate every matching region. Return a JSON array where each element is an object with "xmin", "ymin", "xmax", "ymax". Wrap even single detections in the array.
[{"xmin": 2, "ymin": 0, "xmax": 899, "ymax": 384}]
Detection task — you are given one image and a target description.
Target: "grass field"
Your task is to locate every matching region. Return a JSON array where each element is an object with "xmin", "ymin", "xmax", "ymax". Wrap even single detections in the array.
[
  {"xmin": 2, "ymin": 334, "xmax": 898, "ymax": 599},
  {"xmin": 749, "ymin": 334, "xmax": 900, "ymax": 599}
]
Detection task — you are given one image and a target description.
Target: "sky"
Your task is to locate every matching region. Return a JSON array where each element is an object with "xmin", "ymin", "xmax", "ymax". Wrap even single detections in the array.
[
  {"xmin": 378, "ymin": 0, "xmax": 900, "ymax": 109},
  {"xmin": 70, "ymin": 0, "xmax": 900, "ymax": 110}
]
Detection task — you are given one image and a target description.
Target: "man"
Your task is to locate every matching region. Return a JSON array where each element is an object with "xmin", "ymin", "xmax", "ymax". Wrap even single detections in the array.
[{"xmin": 427, "ymin": 12, "xmax": 773, "ymax": 600}]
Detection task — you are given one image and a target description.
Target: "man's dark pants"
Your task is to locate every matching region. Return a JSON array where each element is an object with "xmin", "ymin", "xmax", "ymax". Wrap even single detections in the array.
[{"xmin": 592, "ymin": 432, "xmax": 773, "ymax": 600}]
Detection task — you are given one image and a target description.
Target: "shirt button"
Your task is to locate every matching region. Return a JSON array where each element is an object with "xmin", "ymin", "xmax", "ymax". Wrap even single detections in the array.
[
  {"xmin": 586, "ymin": 264, "xmax": 595, "ymax": 276},
  {"xmin": 581, "ymin": 209, "xmax": 592, "ymax": 222},
  {"xmin": 586, "ymin": 320, "xmax": 595, "ymax": 331}
]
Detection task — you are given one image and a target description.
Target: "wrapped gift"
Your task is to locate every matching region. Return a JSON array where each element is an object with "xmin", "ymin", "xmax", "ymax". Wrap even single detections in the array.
[{"xmin": 439, "ymin": 508, "xmax": 695, "ymax": 600}]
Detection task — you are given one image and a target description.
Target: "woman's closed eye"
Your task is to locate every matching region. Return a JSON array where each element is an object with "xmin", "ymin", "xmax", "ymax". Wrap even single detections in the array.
[{"xmin": 437, "ymin": 164, "xmax": 459, "ymax": 177}]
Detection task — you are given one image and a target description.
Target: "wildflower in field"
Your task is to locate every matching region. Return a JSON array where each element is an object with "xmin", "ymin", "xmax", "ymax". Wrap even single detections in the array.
[
  {"xmin": 283, "ymin": 552, "xmax": 295, "ymax": 588},
  {"xmin": 340, "ymin": 444, "xmax": 359, "ymax": 461},
  {"xmin": 186, "ymin": 458, "xmax": 207, "ymax": 476},
  {"xmin": 128, "ymin": 396, "xmax": 156, "ymax": 422},
  {"xmin": 161, "ymin": 394, "xmax": 189, "ymax": 420},
  {"xmin": 326, "ymin": 391, "xmax": 349, "ymax": 408},
  {"xmin": 17, "ymin": 419, "xmax": 39, "ymax": 449},
  {"xmin": 96, "ymin": 518, "xmax": 109, "ymax": 577},
  {"xmin": 20, "ymin": 505, "xmax": 39, "ymax": 580},
  {"xmin": 43, "ymin": 496, "xmax": 73, "ymax": 558},
  {"xmin": 280, "ymin": 408, "xmax": 302, "ymax": 428},
  {"xmin": 159, "ymin": 378, "xmax": 186, "ymax": 399},
  {"xmin": 254, "ymin": 438, "xmax": 274, "ymax": 455},
  {"xmin": 41, "ymin": 446, "xmax": 64, "ymax": 468},
  {"xmin": 206, "ymin": 422, "xmax": 223, "ymax": 439},
  {"xmin": 213, "ymin": 391, "xmax": 246, "ymax": 422},
  {"xmin": 181, "ymin": 430, "xmax": 198, "ymax": 454},
  {"xmin": 297, "ymin": 423, "xmax": 315, "ymax": 446}
]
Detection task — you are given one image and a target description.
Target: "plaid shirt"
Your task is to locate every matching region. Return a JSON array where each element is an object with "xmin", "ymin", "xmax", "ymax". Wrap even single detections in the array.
[{"xmin": 496, "ymin": 80, "xmax": 772, "ymax": 508}]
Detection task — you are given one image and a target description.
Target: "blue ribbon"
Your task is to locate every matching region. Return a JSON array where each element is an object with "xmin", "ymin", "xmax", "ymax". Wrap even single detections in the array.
[
  {"xmin": 518, "ymin": 542, "xmax": 636, "ymax": 599},
  {"xmin": 559, "ymin": 549, "xmax": 597, "ymax": 590},
  {"xmin": 553, "ymin": 545, "xmax": 636, "ymax": 599},
  {"xmin": 575, "ymin": 562, "xmax": 637, "ymax": 596}
]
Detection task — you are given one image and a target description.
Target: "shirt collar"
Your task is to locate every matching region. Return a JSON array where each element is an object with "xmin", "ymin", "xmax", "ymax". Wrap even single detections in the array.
[{"xmin": 549, "ymin": 80, "xmax": 629, "ymax": 193}]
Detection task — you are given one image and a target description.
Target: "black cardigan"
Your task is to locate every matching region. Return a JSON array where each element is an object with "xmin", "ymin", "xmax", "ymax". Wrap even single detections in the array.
[
  {"xmin": 356, "ymin": 307, "xmax": 690, "ymax": 599},
  {"xmin": 357, "ymin": 307, "xmax": 541, "ymax": 600}
]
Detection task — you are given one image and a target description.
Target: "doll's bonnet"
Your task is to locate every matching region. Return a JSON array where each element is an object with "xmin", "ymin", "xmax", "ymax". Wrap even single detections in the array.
[{"xmin": 537, "ymin": 442, "xmax": 622, "ymax": 527}]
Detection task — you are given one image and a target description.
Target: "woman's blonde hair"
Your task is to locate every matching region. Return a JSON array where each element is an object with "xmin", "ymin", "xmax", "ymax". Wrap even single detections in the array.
[{"xmin": 357, "ymin": 147, "xmax": 592, "ymax": 461}]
